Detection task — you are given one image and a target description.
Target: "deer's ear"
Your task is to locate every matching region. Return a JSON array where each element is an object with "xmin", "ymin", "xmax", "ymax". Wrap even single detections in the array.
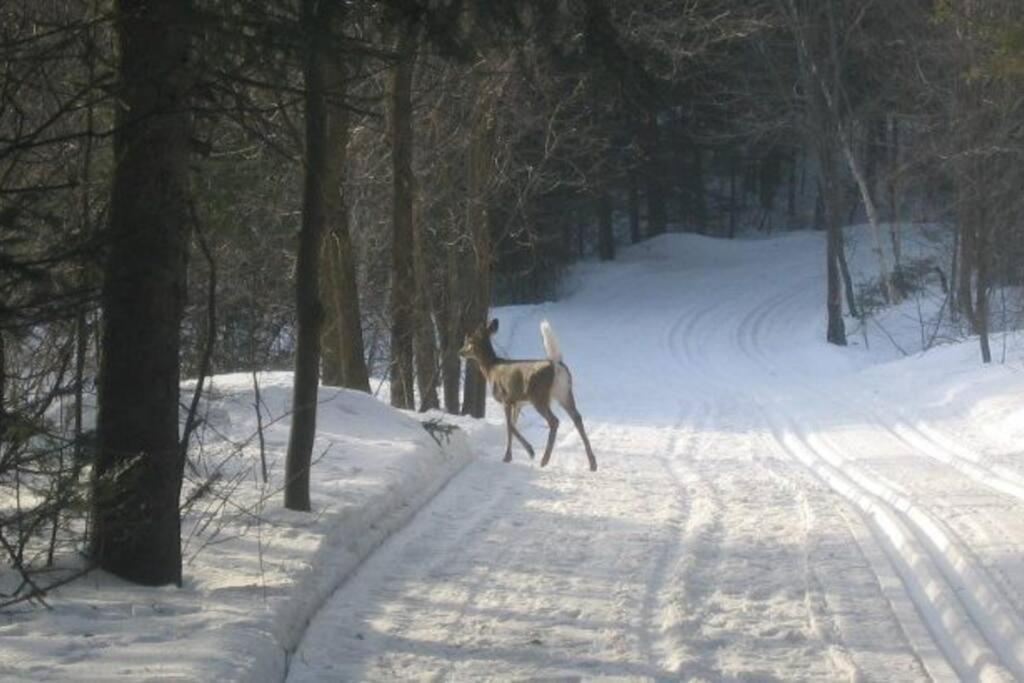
[{"xmin": 487, "ymin": 319, "xmax": 499, "ymax": 335}]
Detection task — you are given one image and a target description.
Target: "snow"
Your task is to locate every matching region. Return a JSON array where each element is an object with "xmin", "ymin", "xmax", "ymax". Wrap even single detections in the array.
[
  {"xmin": 1, "ymin": 375, "xmax": 475, "ymax": 681},
  {"xmin": 5, "ymin": 226, "xmax": 1024, "ymax": 681}
]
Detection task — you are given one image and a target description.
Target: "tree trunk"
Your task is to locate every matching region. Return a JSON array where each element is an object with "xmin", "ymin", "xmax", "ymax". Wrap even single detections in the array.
[
  {"xmin": 949, "ymin": 225, "xmax": 960, "ymax": 321},
  {"xmin": 439, "ymin": 248, "xmax": 462, "ymax": 415},
  {"xmin": 628, "ymin": 170, "xmax": 641, "ymax": 244},
  {"xmin": 596, "ymin": 189, "xmax": 615, "ymax": 261},
  {"xmin": 787, "ymin": 150, "xmax": 798, "ymax": 223},
  {"xmin": 975, "ymin": 214, "xmax": 992, "ymax": 363},
  {"xmin": 460, "ymin": 71, "xmax": 500, "ymax": 419},
  {"xmin": 91, "ymin": 0, "xmax": 193, "ymax": 585},
  {"xmin": 284, "ymin": 0, "xmax": 334, "ymax": 512},
  {"xmin": 577, "ymin": 205, "xmax": 587, "ymax": 257},
  {"xmin": 643, "ymin": 108, "xmax": 667, "ymax": 236},
  {"xmin": 840, "ymin": 127, "xmax": 896, "ymax": 304},
  {"xmin": 388, "ymin": 27, "xmax": 416, "ymax": 410},
  {"xmin": 728, "ymin": 150, "xmax": 739, "ymax": 238},
  {"xmin": 413, "ymin": 197, "xmax": 440, "ymax": 411},
  {"xmin": 789, "ymin": 0, "xmax": 846, "ymax": 345},
  {"xmin": 691, "ymin": 144, "xmax": 707, "ymax": 234},
  {"xmin": 673, "ymin": 110, "xmax": 690, "ymax": 227},
  {"xmin": 0, "ymin": 331, "xmax": 6, "ymax": 458},
  {"xmin": 320, "ymin": 52, "xmax": 370, "ymax": 392},
  {"xmin": 956, "ymin": 185, "xmax": 977, "ymax": 328},
  {"xmin": 836, "ymin": 220, "xmax": 860, "ymax": 318},
  {"xmin": 822, "ymin": 143, "xmax": 847, "ymax": 346}
]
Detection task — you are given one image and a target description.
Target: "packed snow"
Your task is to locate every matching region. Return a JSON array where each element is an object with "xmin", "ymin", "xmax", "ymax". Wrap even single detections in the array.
[{"xmin": 4, "ymin": 227, "xmax": 1024, "ymax": 681}]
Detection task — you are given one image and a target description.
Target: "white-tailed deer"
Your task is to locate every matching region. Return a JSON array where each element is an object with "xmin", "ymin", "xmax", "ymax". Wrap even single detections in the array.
[{"xmin": 459, "ymin": 319, "xmax": 597, "ymax": 471}]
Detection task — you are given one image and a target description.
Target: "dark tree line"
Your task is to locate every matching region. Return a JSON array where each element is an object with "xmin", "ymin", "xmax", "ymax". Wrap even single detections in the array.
[{"xmin": 2, "ymin": 0, "xmax": 1023, "ymax": 588}]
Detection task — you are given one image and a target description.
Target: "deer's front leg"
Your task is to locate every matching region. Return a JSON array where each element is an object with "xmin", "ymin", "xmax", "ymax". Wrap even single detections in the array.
[
  {"xmin": 509, "ymin": 403, "xmax": 534, "ymax": 458},
  {"xmin": 502, "ymin": 403, "xmax": 514, "ymax": 463}
]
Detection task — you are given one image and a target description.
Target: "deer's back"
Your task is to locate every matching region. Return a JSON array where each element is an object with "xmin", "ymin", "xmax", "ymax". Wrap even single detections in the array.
[{"xmin": 489, "ymin": 359, "xmax": 554, "ymax": 404}]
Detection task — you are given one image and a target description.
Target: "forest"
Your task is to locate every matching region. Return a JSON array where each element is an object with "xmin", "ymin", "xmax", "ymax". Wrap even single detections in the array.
[{"xmin": 2, "ymin": 0, "xmax": 1024, "ymax": 635}]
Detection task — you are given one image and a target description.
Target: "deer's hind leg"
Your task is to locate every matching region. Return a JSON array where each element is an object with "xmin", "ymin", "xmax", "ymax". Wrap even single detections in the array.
[
  {"xmin": 555, "ymin": 389, "xmax": 597, "ymax": 472},
  {"xmin": 502, "ymin": 403, "xmax": 515, "ymax": 463},
  {"xmin": 532, "ymin": 399, "xmax": 560, "ymax": 468}
]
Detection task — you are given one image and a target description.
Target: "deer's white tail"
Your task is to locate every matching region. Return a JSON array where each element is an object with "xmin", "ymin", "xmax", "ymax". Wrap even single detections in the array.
[{"xmin": 540, "ymin": 320, "xmax": 562, "ymax": 363}]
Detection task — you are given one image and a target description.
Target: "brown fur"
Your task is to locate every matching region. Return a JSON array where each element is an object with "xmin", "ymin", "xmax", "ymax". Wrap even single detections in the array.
[{"xmin": 459, "ymin": 319, "xmax": 597, "ymax": 471}]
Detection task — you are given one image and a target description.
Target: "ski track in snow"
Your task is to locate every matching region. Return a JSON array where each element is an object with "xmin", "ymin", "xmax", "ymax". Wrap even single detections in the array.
[{"xmin": 288, "ymin": 234, "xmax": 1024, "ymax": 682}]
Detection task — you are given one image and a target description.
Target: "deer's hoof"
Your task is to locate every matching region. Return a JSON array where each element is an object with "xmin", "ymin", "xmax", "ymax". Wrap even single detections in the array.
[
  {"xmin": 526, "ymin": 449, "xmax": 535, "ymax": 459},
  {"xmin": 590, "ymin": 463, "xmax": 598, "ymax": 472},
  {"xmin": 502, "ymin": 454, "xmax": 512, "ymax": 463}
]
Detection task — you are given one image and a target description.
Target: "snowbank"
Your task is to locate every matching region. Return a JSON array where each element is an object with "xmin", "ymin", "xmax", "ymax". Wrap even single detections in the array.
[{"xmin": 0, "ymin": 373, "xmax": 474, "ymax": 682}]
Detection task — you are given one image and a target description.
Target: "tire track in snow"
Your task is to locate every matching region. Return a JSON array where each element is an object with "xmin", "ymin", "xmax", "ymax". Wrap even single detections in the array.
[
  {"xmin": 663, "ymin": 267, "xmax": 886, "ymax": 680},
  {"xmin": 743, "ymin": 320, "xmax": 1024, "ymax": 641},
  {"xmin": 738, "ymin": 265, "xmax": 1024, "ymax": 509},
  {"xmin": 669, "ymin": 260, "xmax": 1000, "ymax": 681},
  {"xmin": 287, "ymin": 461, "xmax": 533, "ymax": 681},
  {"xmin": 665, "ymin": 285, "xmax": 871, "ymax": 678},
  {"xmin": 680, "ymin": 264, "xmax": 970, "ymax": 679},
  {"xmin": 735, "ymin": 270, "xmax": 1024, "ymax": 681},
  {"xmin": 769, "ymin": 408, "xmax": 1020, "ymax": 682},
  {"xmin": 638, "ymin": 400, "xmax": 724, "ymax": 676},
  {"xmin": 751, "ymin": 437, "xmax": 872, "ymax": 682}
]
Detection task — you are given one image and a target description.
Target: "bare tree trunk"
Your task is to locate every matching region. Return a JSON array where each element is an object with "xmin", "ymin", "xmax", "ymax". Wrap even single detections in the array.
[
  {"xmin": 284, "ymin": 0, "xmax": 334, "ymax": 512},
  {"xmin": 91, "ymin": 0, "xmax": 193, "ymax": 584},
  {"xmin": 887, "ymin": 117, "xmax": 903, "ymax": 276},
  {"xmin": 439, "ymin": 246, "xmax": 462, "ymax": 414},
  {"xmin": 728, "ymin": 150, "xmax": 738, "ymax": 238},
  {"xmin": 388, "ymin": 26, "xmax": 416, "ymax": 410},
  {"xmin": 841, "ymin": 128, "xmax": 896, "ymax": 304},
  {"xmin": 692, "ymin": 144, "xmax": 707, "ymax": 234},
  {"xmin": 673, "ymin": 110, "xmax": 690, "ymax": 227},
  {"xmin": 956, "ymin": 181, "xmax": 977, "ymax": 328},
  {"xmin": 413, "ymin": 197, "xmax": 440, "ymax": 411},
  {"xmin": 836, "ymin": 219, "xmax": 860, "ymax": 319},
  {"xmin": 320, "ymin": 52, "xmax": 370, "ymax": 392},
  {"xmin": 949, "ymin": 225, "xmax": 960, "ymax": 321},
  {"xmin": 787, "ymin": 0, "xmax": 846, "ymax": 345},
  {"xmin": 628, "ymin": 170, "xmax": 641, "ymax": 244},
  {"xmin": 0, "ymin": 331, "xmax": 7, "ymax": 460},
  {"xmin": 596, "ymin": 189, "xmax": 615, "ymax": 261},
  {"xmin": 787, "ymin": 150, "xmax": 798, "ymax": 223},
  {"xmin": 643, "ymin": 108, "xmax": 667, "ymax": 236},
  {"xmin": 824, "ymin": 150, "xmax": 848, "ymax": 346},
  {"xmin": 975, "ymin": 213, "xmax": 992, "ymax": 363},
  {"xmin": 461, "ymin": 70, "xmax": 500, "ymax": 419}
]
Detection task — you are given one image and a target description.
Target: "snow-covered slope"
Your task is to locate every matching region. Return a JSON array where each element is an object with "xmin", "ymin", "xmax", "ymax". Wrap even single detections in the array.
[
  {"xmin": 289, "ymin": 230, "xmax": 1024, "ymax": 682},
  {"xmin": 0, "ymin": 375, "xmax": 476, "ymax": 682}
]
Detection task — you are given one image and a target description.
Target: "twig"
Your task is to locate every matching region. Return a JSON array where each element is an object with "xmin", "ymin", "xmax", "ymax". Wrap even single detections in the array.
[
  {"xmin": 180, "ymin": 201, "xmax": 218, "ymax": 471},
  {"xmin": 252, "ymin": 369, "xmax": 268, "ymax": 483}
]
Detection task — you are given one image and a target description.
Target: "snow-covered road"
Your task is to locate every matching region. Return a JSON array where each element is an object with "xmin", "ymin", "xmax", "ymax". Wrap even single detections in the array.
[{"xmin": 288, "ymin": 232, "xmax": 1024, "ymax": 681}]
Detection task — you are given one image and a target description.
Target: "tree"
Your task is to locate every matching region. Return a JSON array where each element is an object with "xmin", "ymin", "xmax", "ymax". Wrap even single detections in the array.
[
  {"xmin": 459, "ymin": 60, "xmax": 506, "ymax": 418},
  {"xmin": 780, "ymin": 0, "xmax": 848, "ymax": 345},
  {"xmin": 321, "ymin": 50, "xmax": 371, "ymax": 392},
  {"xmin": 91, "ymin": 0, "xmax": 194, "ymax": 585},
  {"xmin": 388, "ymin": 16, "xmax": 418, "ymax": 410},
  {"xmin": 284, "ymin": 0, "xmax": 335, "ymax": 512}
]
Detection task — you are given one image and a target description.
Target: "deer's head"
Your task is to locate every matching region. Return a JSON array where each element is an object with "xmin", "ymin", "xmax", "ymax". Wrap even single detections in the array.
[{"xmin": 459, "ymin": 318, "xmax": 499, "ymax": 359}]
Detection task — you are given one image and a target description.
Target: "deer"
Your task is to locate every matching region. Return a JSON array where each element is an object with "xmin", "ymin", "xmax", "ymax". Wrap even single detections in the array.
[{"xmin": 459, "ymin": 318, "xmax": 597, "ymax": 472}]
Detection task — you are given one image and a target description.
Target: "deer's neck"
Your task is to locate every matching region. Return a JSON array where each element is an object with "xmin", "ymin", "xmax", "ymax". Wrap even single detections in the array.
[{"xmin": 472, "ymin": 340, "xmax": 501, "ymax": 379}]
